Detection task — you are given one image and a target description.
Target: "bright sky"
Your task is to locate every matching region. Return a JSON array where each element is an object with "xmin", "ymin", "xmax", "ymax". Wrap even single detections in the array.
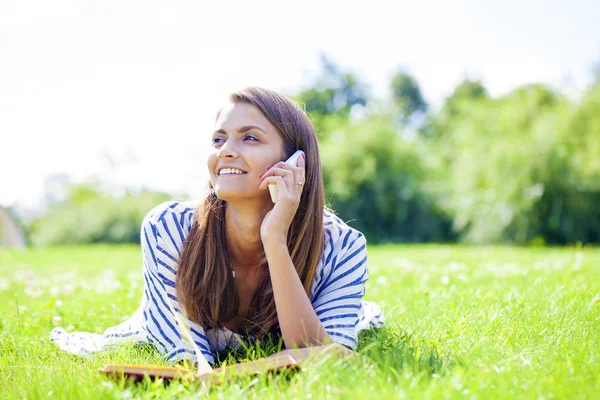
[{"xmin": 1, "ymin": 0, "xmax": 599, "ymax": 211}]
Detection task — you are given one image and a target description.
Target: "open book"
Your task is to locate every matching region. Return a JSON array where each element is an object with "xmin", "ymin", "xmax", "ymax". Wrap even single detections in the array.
[{"xmin": 99, "ymin": 343, "xmax": 354, "ymax": 385}]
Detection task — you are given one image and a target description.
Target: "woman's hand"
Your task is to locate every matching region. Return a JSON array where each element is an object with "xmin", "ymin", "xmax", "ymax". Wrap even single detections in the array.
[{"xmin": 258, "ymin": 153, "xmax": 306, "ymax": 246}]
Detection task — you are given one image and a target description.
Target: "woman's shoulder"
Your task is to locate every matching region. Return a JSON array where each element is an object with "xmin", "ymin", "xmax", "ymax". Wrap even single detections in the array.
[
  {"xmin": 310, "ymin": 210, "xmax": 368, "ymax": 299},
  {"xmin": 142, "ymin": 199, "xmax": 200, "ymax": 236},
  {"xmin": 322, "ymin": 209, "xmax": 367, "ymax": 256}
]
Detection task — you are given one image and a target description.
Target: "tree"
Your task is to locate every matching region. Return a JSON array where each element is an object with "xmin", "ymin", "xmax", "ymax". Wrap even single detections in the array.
[
  {"xmin": 431, "ymin": 83, "xmax": 585, "ymax": 243},
  {"xmin": 320, "ymin": 115, "xmax": 453, "ymax": 243},
  {"xmin": 294, "ymin": 54, "xmax": 368, "ymax": 139},
  {"xmin": 27, "ymin": 183, "xmax": 173, "ymax": 245},
  {"xmin": 390, "ymin": 70, "xmax": 427, "ymax": 127},
  {"xmin": 425, "ymin": 79, "xmax": 488, "ymax": 140}
]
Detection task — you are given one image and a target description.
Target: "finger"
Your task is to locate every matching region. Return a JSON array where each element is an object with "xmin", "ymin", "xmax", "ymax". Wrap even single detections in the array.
[
  {"xmin": 259, "ymin": 174, "xmax": 287, "ymax": 190},
  {"xmin": 258, "ymin": 162, "xmax": 286, "ymax": 180},
  {"xmin": 259, "ymin": 168, "xmax": 294, "ymax": 188},
  {"xmin": 269, "ymin": 159, "xmax": 304, "ymax": 186},
  {"xmin": 259, "ymin": 176, "xmax": 287, "ymax": 193},
  {"xmin": 270, "ymin": 161, "xmax": 302, "ymax": 175},
  {"xmin": 295, "ymin": 153, "xmax": 306, "ymax": 187},
  {"xmin": 260, "ymin": 167, "xmax": 294, "ymax": 179},
  {"xmin": 297, "ymin": 153, "xmax": 305, "ymax": 170}
]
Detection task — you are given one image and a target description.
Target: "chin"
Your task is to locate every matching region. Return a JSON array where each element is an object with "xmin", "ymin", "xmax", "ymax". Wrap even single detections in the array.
[
  {"xmin": 214, "ymin": 186, "xmax": 252, "ymax": 202},
  {"xmin": 215, "ymin": 186, "xmax": 271, "ymax": 205}
]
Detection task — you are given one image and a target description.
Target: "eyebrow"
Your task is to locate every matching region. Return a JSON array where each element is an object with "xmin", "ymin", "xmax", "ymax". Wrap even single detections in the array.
[{"xmin": 213, "ymin": 125, "xmax": 267, "ymax": 135}]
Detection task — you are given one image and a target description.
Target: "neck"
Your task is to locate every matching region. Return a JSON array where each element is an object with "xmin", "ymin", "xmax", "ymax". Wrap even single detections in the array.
[{"xmin": 225, "ymin": 199, "xmax": 272, "ymax": 270}]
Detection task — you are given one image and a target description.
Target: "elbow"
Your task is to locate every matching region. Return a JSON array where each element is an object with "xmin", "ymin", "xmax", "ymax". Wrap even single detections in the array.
[{"xmin": 283, "ymin": 331, "xmax": 331, "ymax": 349}]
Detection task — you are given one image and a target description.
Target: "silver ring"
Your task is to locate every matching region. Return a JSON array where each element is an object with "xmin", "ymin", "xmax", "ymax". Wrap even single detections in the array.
[{"xmin": 296, "ymin": 182, "xmax": 304, "ymax": 186}]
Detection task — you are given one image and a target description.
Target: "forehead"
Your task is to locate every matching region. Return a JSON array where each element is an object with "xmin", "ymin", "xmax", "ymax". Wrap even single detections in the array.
[{"xmin": 215, "ymin": 102, "xmax": 276, "ymax": 133}]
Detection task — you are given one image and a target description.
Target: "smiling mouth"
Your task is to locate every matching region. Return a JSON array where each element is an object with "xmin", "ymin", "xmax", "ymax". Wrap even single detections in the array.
[{"xmin": 218, "ymin": 168, "xmax": 247, "ymax": 176}]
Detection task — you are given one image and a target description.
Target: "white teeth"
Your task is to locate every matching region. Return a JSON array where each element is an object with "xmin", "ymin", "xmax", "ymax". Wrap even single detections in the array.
[{"xmin": 219, "ymin": 168, "xmax": 245, "ymax": 175}]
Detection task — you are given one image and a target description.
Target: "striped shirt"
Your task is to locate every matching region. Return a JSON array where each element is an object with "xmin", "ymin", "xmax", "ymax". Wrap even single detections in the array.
[{"xmin": 50, "ymin": 200, "xmax": 384, "ymax": 364}]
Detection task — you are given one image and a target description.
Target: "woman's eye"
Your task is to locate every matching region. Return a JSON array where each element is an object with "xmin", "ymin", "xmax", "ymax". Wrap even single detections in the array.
[
  {"xmin": 212, "ymin": 137, "xmax": 225, "ymax": 145},
  {"xmin": 244, "ymin": 135, "xmax": 259, "ymax": 142}
]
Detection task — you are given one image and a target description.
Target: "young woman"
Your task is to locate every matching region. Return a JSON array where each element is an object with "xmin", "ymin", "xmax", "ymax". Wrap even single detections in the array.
[{"xmin": 51, "ymin": 87, "xmax": 384, "ymax": 365}]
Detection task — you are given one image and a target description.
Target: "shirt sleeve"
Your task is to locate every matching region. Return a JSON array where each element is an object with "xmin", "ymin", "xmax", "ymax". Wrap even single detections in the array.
[
  {"xmin": 310, "ymin": 228, "xmax": 369, "ymax": 350},
  {"xmin": 139, "ymin": 202, "xmax": 215, "ymax": 364}
]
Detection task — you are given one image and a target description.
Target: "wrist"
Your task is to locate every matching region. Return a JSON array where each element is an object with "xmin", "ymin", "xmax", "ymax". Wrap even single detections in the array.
[{"xmin": 262, "ymin": 236, "xmax": 288, "ymax": 255}]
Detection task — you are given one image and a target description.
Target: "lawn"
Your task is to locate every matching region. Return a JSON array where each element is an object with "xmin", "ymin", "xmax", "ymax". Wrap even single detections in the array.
[{"xmin": 1, "ymin": 244, "xmax": 598, "ymax": 399}]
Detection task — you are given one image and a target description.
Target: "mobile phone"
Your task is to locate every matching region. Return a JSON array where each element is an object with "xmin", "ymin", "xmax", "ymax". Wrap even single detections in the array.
[{"xmin": 269, "ymin": 150, "xmax": 305, "ymax": 203}]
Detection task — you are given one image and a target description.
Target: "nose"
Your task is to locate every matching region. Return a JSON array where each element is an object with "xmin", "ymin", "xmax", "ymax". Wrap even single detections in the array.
[{"xmin": 216, "ymin": 138, "xmax": 239, "ymax": 159}]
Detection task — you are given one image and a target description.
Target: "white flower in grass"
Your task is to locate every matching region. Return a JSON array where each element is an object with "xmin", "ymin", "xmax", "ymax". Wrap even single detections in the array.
[
  {"xmin": 24, "ymin": 286, "xmax": 43, "ymax": 298},
  {"xmin": 376, "ymin": 276, "xmax": 388, "ymax": 285},
  {"xmin": 62, "ymin": 283, "xmax": 75, "ymax": 295},
  {"xmin": 53, "ymin": 272, "xmax": 77, "ymax": 283},
  {"xmin": 393, "ymin": 257, "xmax": 413, "ymax": 268},
  {"xmin": 94, "ymin": 269, "xmax": 121, "ymax": 293},
  {"xmin": 49, "ymin": 286, "xmax": 60, "ymax": 296},
  {"xmin": 14, "ymin": 270, "xmax": 28, "ymax": 281},
  {"xmin": 447, "ymin": 261, "xmax": 465, "ymax": 271}
]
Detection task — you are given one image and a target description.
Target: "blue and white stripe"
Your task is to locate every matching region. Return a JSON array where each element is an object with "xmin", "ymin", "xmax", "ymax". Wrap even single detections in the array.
[{"xmin": 50, "ymin": 200, "xmax": 384, "ymax": 364}]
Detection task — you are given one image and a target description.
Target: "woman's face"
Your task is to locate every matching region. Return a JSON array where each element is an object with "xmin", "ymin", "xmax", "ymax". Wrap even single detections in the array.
[{"xmin": 208, "ymin": 102, "xmax": 286, "ymax": 201}]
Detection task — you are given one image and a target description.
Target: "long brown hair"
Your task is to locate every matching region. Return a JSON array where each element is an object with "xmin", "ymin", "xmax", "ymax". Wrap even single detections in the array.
[{"xmin": 176, "ymin": 87, "xmax": 325, "ymax": 336}]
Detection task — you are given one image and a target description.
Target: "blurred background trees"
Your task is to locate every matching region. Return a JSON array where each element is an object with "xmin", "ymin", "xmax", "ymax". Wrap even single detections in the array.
[
  {"xmin": 22, "ymin": 55, "xmax": 600, "ymax": 246},
  {"xmin": 26, "ymin": 182, "xmax": 172, "ymax": 246}
]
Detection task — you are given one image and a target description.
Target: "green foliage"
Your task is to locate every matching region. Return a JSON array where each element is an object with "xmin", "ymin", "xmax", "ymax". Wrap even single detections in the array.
[
  {"xmin": 536, "ymin": 80, "xmax": 600, "ymax": 243},
  {"xmin": 561, "ymin": 80, "xmax": 600, "ymax": 190},
  {"xmin": 301, "ymin": 55, "xmax": 600, "ymax": 245},
  {"xmin": 21, "ymin": 57, "xmax": 600, "ymax": 246},
  {"xmin": 27, "ymin": 184, "xmax": 172, "ymax": 246},
  {"xmin": 430, "ymin": 82, "xmax": 600, "ymax": 244},
  {"xmin": 390, "ymin": 70, "xmax": 428, "ymax": 126},
  {"xmin": 294, "ymin": 54, "xmax": 368, "ymax": 139},
  {"xmin": 425, "ymin": 79, "xmax": 488, "ymax": 140},
  {"xmin": 320, "ymin": 115, "xmax": 453, "ymax": 243}
]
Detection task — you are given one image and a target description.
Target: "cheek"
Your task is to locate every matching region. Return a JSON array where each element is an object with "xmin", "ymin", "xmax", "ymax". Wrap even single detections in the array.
[
  {"xmin": 207, "ymin": 154, "xmax": 217, "ymax": 178},
  {"xmin": 260, "ymin": 149, "xmax": 286, "ymax": 168}
]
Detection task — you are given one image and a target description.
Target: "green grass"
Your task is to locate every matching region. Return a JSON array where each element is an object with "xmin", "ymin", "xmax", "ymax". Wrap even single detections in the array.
[{"xmin": 1, "ymin": 244, "xmax": 599, "ymax": 399}]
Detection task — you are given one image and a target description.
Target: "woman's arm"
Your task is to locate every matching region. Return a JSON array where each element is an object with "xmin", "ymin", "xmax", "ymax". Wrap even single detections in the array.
[
  {"xmin": 259, "ymin": 155, "xmax": 331, "ymax": 348},
  {"xmin": 264, "ymin": 239, "xmax": 331, "ymax": 349},
  {"xmin": 309, "ymin": 228, "xmax": 368, "ymax": 350},
  {"xmin": 259, "ymin": 155, "xmax": 371, "ymax": 350},
  {"xmin": 140, "ymin": 202, "xmax": 215, "ymax": 366}
]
